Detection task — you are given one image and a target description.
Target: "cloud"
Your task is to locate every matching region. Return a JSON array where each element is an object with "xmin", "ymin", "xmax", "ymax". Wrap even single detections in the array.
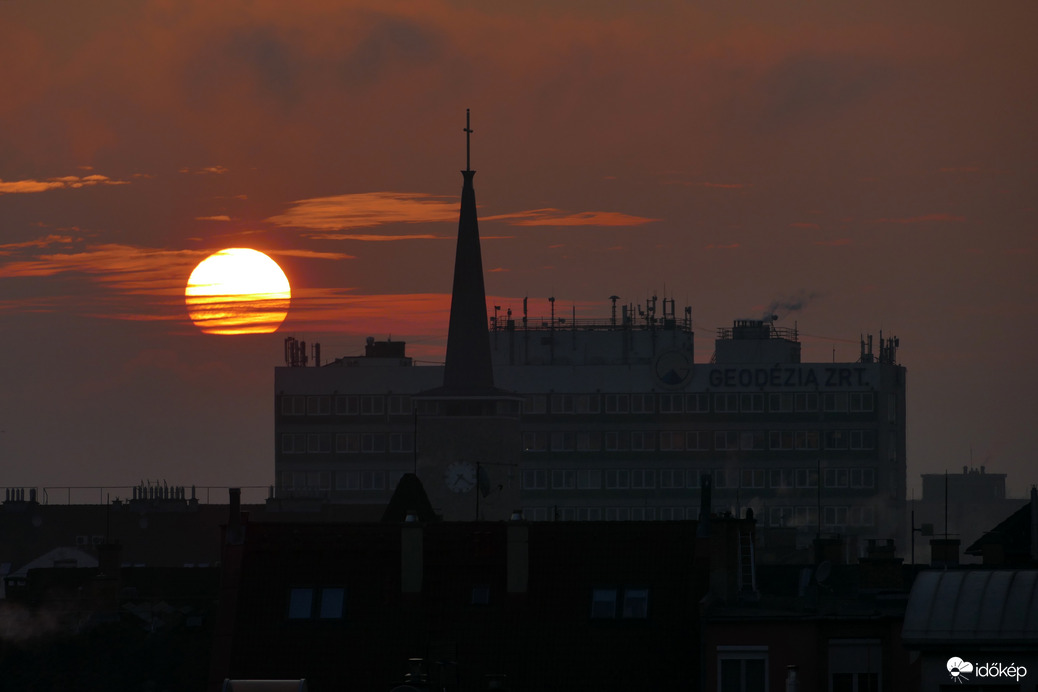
[
  {"xmin": 196, "ymin": 215, "xmax": 232, "ymax": 222},
  {"xmin": 0, "ymin": 235, "xmax": 77, "ymax": 252},
  {"xmin": 306, "ymin": 233, "xmax": 442, "ymax": 242},
  {"xmin": 0, "ymin": 175, "xmax": 128, "ymax": 194},
  {"xmin": 267, "ymin": 192, "xmax": 459, "ymax": 231},
  {"xmin": 875, "ymin": 213, "xmax": 967, "ymax": 224},
  {"xmin": 815, "ymin": 238, "xmax": 852, "ymax": 247},
  {"xmin": 789, "ymin": 222, "xmax": 820, "ymax": 230},
  {"xmin": 483, "ymin": 208, "xmax": 658, "ymax": 227},
  {"xmin": 179, "ymin": 166, "xmax": 229, "ymax": 175},
  {"xmin": 271, "ymin": 249, "xmax": 355, "ymax": 260}
]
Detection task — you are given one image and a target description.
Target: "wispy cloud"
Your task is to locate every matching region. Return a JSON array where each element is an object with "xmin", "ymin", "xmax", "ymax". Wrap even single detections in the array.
[
  {"xmin": 309, "ymin": 233, "xmax": 442, "ymax": 242},
  {"xmin": 483, "ymin": 208, "xmax": 658, "ymax": 227},
  {"xmin": 0, "ymin": 175, "xmax": 129, "ymax": 195},
  {"xmin": 179, "ymin": 166, "xmax": 229, "ymax": 175},
  {"xmin": 875, "ymin": 213, "xmax": 966, "ymax": 224},
  {"xmin": 268, "ymin": 192, "xmax": 458, "ymax": 232},
  {"xmin": 0, "ymin": 235, "xmax": 77, "ymax": 252},
  {"xmin": 196, "ymin": 215, "xmax": 232, "ymax": 222}
]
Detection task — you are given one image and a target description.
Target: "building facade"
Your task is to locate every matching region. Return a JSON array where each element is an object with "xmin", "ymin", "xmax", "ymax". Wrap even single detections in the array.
[{"xmin": 274, "ymin": 315, "xmax": 906, "ymax": 545}]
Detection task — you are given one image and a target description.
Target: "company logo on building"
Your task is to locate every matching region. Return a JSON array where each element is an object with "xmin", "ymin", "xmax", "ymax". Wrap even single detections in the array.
[{"xmin": 947, "ymin": 657, "xmax": 1027, "ymax": 684}]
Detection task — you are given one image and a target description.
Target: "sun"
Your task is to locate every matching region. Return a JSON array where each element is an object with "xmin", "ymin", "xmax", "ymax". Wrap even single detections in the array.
[{"xmin": 185, "ymin": 248, "xmax": 291, "ymax": 335}]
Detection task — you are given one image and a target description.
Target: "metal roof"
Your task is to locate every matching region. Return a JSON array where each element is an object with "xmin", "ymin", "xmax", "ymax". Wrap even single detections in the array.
[{"xmin": 902, "ymin": 570, "xmax": 1038, "ymax": 646}]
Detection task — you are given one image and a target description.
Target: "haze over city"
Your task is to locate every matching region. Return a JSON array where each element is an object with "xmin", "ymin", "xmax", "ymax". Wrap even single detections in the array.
[{"xmin": 1, "ymin": 1, "xmax": 1035, "ymax": 497}]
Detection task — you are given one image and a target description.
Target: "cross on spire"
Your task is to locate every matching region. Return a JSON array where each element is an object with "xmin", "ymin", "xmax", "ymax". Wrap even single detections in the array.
[{"xmin": 464, "ymin": 108, "xmax": 473, "ymax": 171}]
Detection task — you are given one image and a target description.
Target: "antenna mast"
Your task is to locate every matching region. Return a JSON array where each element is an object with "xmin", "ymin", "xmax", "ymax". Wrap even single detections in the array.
[{"xmin": 464, "ymin": 108, "xmax": 473, "ymax": 171}]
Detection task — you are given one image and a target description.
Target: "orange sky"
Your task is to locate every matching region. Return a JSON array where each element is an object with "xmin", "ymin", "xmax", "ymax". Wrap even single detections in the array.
[{"xmin": 1, "ymin": 1, "xmax": 1036, "ymax": 496}]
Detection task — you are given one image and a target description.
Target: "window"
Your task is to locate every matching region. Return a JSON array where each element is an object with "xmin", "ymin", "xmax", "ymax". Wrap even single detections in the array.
[
  {"xmin": 470, "ymin": 585, "xmax": 491, "ymax": 606},
  {"xmin": 715, "ymin": 431, "xmax": 739, "ymax": 451},
  {"xmin": 770, "ymin": 393, "xmax": 793, "ymax": 413},
  {"xmin": 717, "ymin": 647, "xmax": 768, "ymax": 692},
  {"xmin": 630, "ymin": 431, "xmax": 654, "ymax": 451},
  {"xmin": 659, "ymin": 431, "xmax": 685, "ymax": 451},
  {"xmin": 630, "ymin": 507, "xmax": 656, "ymax": 521},
  {"xmin": 825, "ymin": 430, "xmax": 848, "ymax": 450},
  {"xmin": 307, "ymin": 433, "xmax": 332, "ymax": 453},
  {"xmin": 577, "ymin": 469, "xmax": 602, "ymax": 489},
  {"xmin": 823, "ymin": 392, "xmax": 849, "ymax": 412},
  {"xmin": 336, "ymin": 471, "xmax": 360, "ymax": 490},
  {"xmin": 829, "ymin": 639, "xmax": 881, "ymax": 692},
  {"xmin": 714, "ymin": 393, "xmax": 739, "ymax": 413},
  {"xmin": 659, "ymin": 469, "xmax": 684, "ymax": 488},
  {"xmin": 740, "ymin": 469, "xmax": 765, "ymax": 488},
  {"xmin": 388, "ymin": 395, "xmax": 412, "ymax": 415},
  {"xmin": 849, "ymin": 392, "xmax": 874, "ymax": 413},
  {"xmin": 659, "ymin": 393, "xmax": 683, "ymax": 413},
  {"xmin": 281, "ymin": 395, "xmax": 305, "ymax": 416},
  {"xmin": 685, "ymin": 469, "xmax": 701, "ymax": 490},
  {"xmin": 524, "ymin": 395, "xmax": 547, "ymax": 414},
  {"xmin": 740, "ymin": 393, "xmax": 764, "ymax": 413},
  {"xmin": 550, "ymin": 431, "xmax": 575, "ymax": 451},
  {"xmin": 360, "ymin": 396, "xmax": 384, "ymax": 415},
  {"xmin": 389, "ymin": 433, "xmax": 413, "ymax": 453},
  {"xmin": 795, "ymin": 506, "xmax": 818, "ymax": 527},
  {"xmin": 551, "ymin": 394, "xmax": 575, "ymax": 414},
  {"xmin": 361, "ymin": 471, "xmax": 385, "ymax": 490},
  {"xmin": 686, "ymin": 431, "xmax": 708, "ymax": 450},
  {"xmin": 306, "ymin": 396, "xmax": 330, "ymax": 416},
  {"xmin": 281, "ymin": 434, "xmax": 306, "ymax": 454},
  {"xmin": 576, "ymin": 431, "xmax": 601, "ymax": 451},
  {"xmin": 287, "ymin": 588, "xmax": 313, "ymax": 619},
  {"xmin": 769, "ymin": 430, "xmax": 794, "ymax": 450},
  {"xmin": 769, "ymin": 507, "xmax": 793, "ymax": 527},
  {"xmin": 769, "ymin": 469, "xmax": 794, "ymax": 489},
  {"xmin": 574, "ymin": 394, "xmax": 599, "ymax": 414},
  {"xmin": 604, "ymin": 431, "xmax": 629, "ymax": 451},
  {"xmin": 740, "ymin": 430, "xmax": 766, "ymax": 451},
  {"xmin": 622, "ymin": 588, "xmax": 649, "ymax": 618},
  {"xmin": 361, "ymin": 433, "xmax": 385, "ymax": 453},
  {"xmin": 849, "ymin": 430, "xmax": 875, "ymax": 450},
  {"xmin": 631, "ymin": 469, "xmax": 656, "ymax": 489},
  {"xmin": 551, "ymin": 469, "xmax": 576, "ymax": 490},
  {"xmin": 795, "ymin": 392, "xmax": 818, "ymax": 412},
  {"xmin": 795, "ymin": 430, "xmax": 819, "ymax": 450},
  {"xmin": 824, "ymin": 506, "xmax": 848, "ymax": 527},
  {"xmin": 824, "ymin": 468, "xmax": 849, "ymax": 488},
  {"xmin": 795, "ymin": 468, "xmax": 818, "ymax": 488},
  {"xmin": 605, "ymin": 470, "xmax": 630, "ymax": 489},
  {"xmin": 288, "ymin": 587, "xmax": 345, "ymax": 620},
  {"xmin": 685, "ymin": 393, "xmax": 709, "ymax": 412},
  {"xmin": 604, "ymin": 394, "xmax": 629, "ymax": 414},
  {"xmin": 522, "ymin": 432, "xmax": 546, "ymax": 451},
  {"xmin": 850, "ymin": 468, "xmax": 875, "ymax": 489},
  {"xmin": 591, "ymin": 589, "xmax": 618, "ymax": 618},
  {"xmin": 630, "ymin": 394, "xmax": 655, "ymax": 414},
  {"xmin": 714, "ymin": 469, "xmax": 736, "ymax": 489},
  {"xmin": 335, "ymin": 395, "xmax": 358, "ymax": 415},
  {"xmin": 522, "ymin": 470, "xmax": 547, "ymax": 490},
  {"xmin": 336, "ymin": 433, "xmax": 360, "ymax": 454}
]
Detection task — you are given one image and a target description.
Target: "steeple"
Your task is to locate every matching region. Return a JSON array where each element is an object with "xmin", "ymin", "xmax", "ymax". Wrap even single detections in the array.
[{"xmin": 442, "ymin": 109, "xmax": 495, "ymax": 393}]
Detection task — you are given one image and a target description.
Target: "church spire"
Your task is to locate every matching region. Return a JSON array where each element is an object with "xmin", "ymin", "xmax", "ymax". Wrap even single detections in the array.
[{"xmin": 442, "ymin": 109, "xmax": 495, "ymax": 393}]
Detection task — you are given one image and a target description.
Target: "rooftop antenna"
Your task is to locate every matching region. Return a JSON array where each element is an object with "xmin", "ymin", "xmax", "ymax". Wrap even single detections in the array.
[{"xmin": 464, "ymin": 108, "xmax": 473, "ymax": 172}]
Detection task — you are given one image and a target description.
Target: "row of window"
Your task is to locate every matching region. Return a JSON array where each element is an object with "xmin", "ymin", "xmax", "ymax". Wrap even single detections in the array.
[
  {"xmin": 280, "ymin": 470, "xmax": 402, "ymax": 493},
  {"xmin": 717, "ymin": 641, "xmax": 881, "ymax": 692},
  {"xmin": 521, "ymin": 467, "xmax": 876, "ymax": 491},
  {"xmin": 281, "ymin": 433, "xmax": 414, "ymax": 455},
  {"xmin": 281, "ymin": 391, "xmax": 879, "ymax": 418},
  {"xmin": 523, "ymin": 429, "xmax": 877, "ymax": 453},
  {"xmin": 519, "ymin": 504, "xmax": 875, "ymax": 527}
]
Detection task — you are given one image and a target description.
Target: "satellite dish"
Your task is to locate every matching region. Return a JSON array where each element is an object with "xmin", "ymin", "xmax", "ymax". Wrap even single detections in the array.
[{"xmin": 815, "ymin": 560, "xmax": 832, "ymax": 584}]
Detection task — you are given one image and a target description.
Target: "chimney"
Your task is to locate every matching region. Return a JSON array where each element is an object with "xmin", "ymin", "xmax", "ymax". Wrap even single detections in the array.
[
  {"xmin": 507, "ymin": 520, "xmax": 529, "ymax": 594},
  {"xmin": 1030, "ymin": 486, "xmax": 1037, "ymax": 564},
  {"xmin": 401, "ymin": 517, "xmax": 423, "ymax": 594},
  {"xmin": 227, "ymin": 488, "xmax": 245, "ymax": 545},
  {"xmin": 930, "ymin": 537, "xmax": 960, "ymax": 567},
  {"xmin": 859, "ymin": 539, "xmax": 904, "ymax": 590}
]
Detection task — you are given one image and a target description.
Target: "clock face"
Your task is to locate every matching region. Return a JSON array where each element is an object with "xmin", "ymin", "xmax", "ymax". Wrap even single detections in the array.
[
  {"xmin": 445, "ymin": 461, "xmax": 477, "ymax": 493},
  {"xmin": 653, "ymin": 349, "xmax": 693, "ymax": 388}
]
